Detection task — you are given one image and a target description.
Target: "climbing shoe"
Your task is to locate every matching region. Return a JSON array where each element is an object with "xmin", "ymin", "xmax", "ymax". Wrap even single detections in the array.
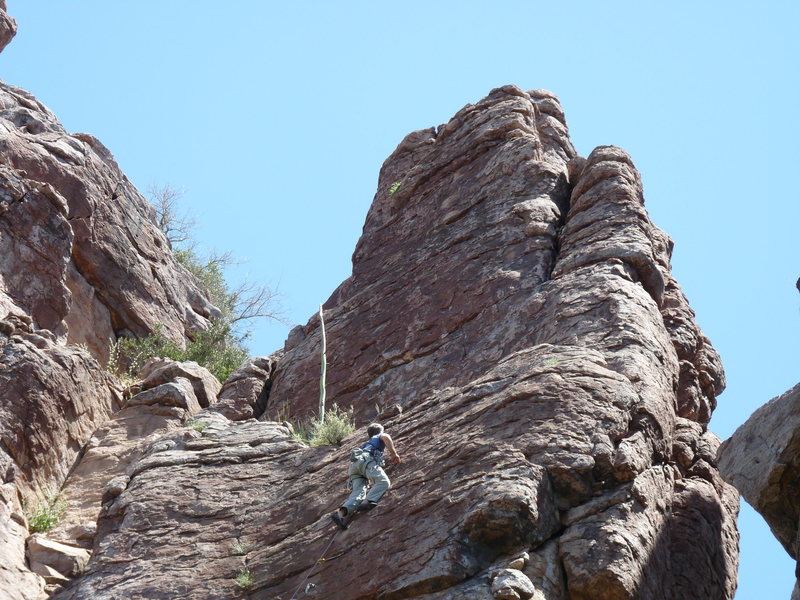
[
  {"xmin": 330, "ymin": 512, "xmax": 348, "ymax": 530},
  {"xmin": 355, "ymin": 501, "xmax": 378, "ymax": 513}
]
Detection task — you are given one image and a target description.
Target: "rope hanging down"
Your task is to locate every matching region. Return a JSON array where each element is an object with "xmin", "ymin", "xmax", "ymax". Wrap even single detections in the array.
[{"xmin": 288, "ymin": 529, "xmax": 339, "ymax": 600}]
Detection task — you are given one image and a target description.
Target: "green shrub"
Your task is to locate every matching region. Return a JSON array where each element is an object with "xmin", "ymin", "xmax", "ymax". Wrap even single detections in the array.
[
  {"xmin": 388, "ymin": 181, "xmax": 401, "ymax": 195},
  {"xmin": 174, "ymin": 248, "xmax": 232, "ymax": 320},
  {"xmin": 308, "ymin": 405, "xmax": 355, "ymax": 447},
  {"xmin": 232, "ymin": 541, "xmax": 250, "ymax": 556},
  {"xmin": 235, "ymin": 569, "xmax": 254, "ymax": 589},
  {"xmin": 105, "ymin": 188, "xmax": 279, "ymax": 386},
  {"xmin": 186, "ymin": 419, "xmax": 209, "ymax": 433},
  {"xmin": 26, "ymin": 492, "xmax": 67, "ymax": 533},
  {"xmin": 110, "ymin": 321, "xmax": 247, "ymax": 384}
]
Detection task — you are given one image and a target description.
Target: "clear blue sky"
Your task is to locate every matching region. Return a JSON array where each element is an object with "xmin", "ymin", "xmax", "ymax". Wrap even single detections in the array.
[{"xmin": 2, "ymin": 2, "xmax": 798, "ymax": 597}]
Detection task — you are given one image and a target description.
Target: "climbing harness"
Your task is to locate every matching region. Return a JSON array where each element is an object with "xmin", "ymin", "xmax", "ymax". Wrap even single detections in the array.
[{"xmin": 287, "ymin": 529, "xmax": 341, "ymax": 600}]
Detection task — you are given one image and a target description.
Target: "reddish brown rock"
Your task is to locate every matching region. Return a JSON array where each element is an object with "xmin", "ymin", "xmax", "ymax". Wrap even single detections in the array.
[
  {"xmin": 0, "ymin": 81, "xmax": 220, "ymax": 362},
  {"xmin": 138, "ymin": 358, "xmax": 221, "ymax": 408},
  {"xmin": 0, "ymin": 317, "xmax": 120, "ymax": 506},
  {"xmin": 47, "ymin": 375, "xmax": 202, "ymax": 549},
  {"xmin": 51, "ymin": 86, "xmax": 737, "ymax": 600},
  {"xmin": 0, "ymin": 317, "xmax": 119, "ymax": 599},
  {"xmin": 208, "ymin": 354, "xmax": 280, "ymax": 420},
  {"xmin": 0, "ymin": 166, "xmax": 73, "ymax": 335},
  {"xmin": 270, "ymin": 86, "xmax": 575, "ymax": 421},
  {"xmin": 0, "ymin": 12, "xmax": 220, "ymax": 593}
]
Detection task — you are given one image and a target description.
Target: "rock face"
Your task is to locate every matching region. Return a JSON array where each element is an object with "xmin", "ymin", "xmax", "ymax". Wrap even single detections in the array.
[
  {"xmin": 208, "ymin": 354, "xmax": 280, "ymax": 420},
  {"xmin": 50, "ymin": 86, "xmax": 738, "ymax": 600},
  {"xmin": 46, "ymin": 368, "xmax": 205, "ymax": 550},
  {"xmin": 0, "ymin": 10, "xmax": 221, "ymax": 598},
  {"xmin": 0, "ymin": 83, "xmax": 218, "ymax": 362},
  {"xmin": 0, "ymin": 1, "xmax": 16, "ymax": 53},
  {"xmin": 719, "ymin": 382, "xmax": 800, "ymax": 594}
]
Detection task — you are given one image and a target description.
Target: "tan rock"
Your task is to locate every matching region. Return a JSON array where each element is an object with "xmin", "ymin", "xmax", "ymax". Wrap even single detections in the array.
[
  {"xmin": 139, "ymin": 358, "xmax": 221, "ymax": 408},
  {"xmin": 0, "ymin": 482, "xmax": 45, "ymax": 600},
  {"xmin": 491, "ymin": 568, "xmax": 535, "ymax": 599},
  {"xmin": 27, "ymin": 535, "xmax": 89, "ymax": 577},
  {"xmin": 29, "ymin": 561, "xmax": 68, "ymax": 585},
  {"xmin": 719, "ymin": 381, "xmax": 800, "ymax": 587}
]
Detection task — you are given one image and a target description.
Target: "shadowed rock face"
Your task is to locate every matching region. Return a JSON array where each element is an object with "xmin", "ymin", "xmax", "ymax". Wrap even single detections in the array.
[
  {"xmin": 52, "ymin": 86, "xmax": 738, "ymax": 600},
  {"xmin": 0, "ymin": 316, "xmax": 120, "ymax": 600}
]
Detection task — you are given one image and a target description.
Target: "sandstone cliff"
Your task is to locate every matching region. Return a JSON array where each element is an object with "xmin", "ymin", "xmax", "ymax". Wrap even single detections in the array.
[
  {"xmin": 51, "ymin": 86, "xmax": 737, "ymax": 600},
  {"xmin": 0, "ymin": 4, "xmax": 739, "ymax": 599},
  {"xmin": 0, "ymin": 7, "xmax": 220, "ymax": 598}
]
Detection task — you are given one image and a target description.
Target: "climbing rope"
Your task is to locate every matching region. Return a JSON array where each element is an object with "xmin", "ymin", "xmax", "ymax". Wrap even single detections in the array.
[{"xmin": 288, "ymin": 529, "xmax": 340, "ymax": 600}]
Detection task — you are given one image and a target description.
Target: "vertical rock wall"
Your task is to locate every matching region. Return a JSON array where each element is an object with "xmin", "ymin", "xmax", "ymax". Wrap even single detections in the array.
[{"xmin": 53, "ymin": 86, "xmax": 739, "ymax": 600}]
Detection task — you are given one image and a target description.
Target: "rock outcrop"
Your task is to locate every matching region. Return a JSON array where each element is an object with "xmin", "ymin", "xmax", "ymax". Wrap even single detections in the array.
[
  {"xmin": 719, "ymin": 382, "xmax": 800, "ymax": 597},
  {"xmin": 0, "ymin": 7, "xmax": 739, "ymax": 598},
  {"xmin": 208, "ymin": 354, "xmax": 280, "ymax": 421},
  {"xmin": 0, "ymin": 9, "xmax": 221, "ymax": 598},
  {"xmin": 0, "ymin": 2, "xmax": 15, "ymax": 53},
  {"xmin": 0, "ymin": 79, "xmax": 218, "ymax": 362},
  {"xmin": 50, "ymin": 86, "xmax": 738, "ymax": 600}
]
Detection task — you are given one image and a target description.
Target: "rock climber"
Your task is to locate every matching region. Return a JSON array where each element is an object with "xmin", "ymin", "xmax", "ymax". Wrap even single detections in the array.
[{"xmin": 331, "ymin": 422, "xmax": 400, "ymax": 530}]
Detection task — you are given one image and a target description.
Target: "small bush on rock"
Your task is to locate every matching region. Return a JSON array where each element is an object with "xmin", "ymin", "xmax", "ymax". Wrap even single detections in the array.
[
  {"xmin": 26, "ymin": 491, "xmax": 67, "ymax": 533},
  {"xmin": 235, "ymin": 569, "xmax": 254, "ymax": 589},
  {"xmin": 186, "ymin": 419, "xmax": 209, "ymax": 433},
  {"xmin": 308, "ymin": 405, "xmax": 355, "ymax": 447},
  {"xmin": 106, "ymin": 185, "xmax": 281, "ymax": 384},
  {"xmin": 232, "ymin": 541, "xmax": 249, "ymax": 556}
]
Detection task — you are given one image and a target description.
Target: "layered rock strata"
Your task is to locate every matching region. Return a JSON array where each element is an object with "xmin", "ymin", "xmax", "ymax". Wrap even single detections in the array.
[
  {"xmin": 53, "ymin": 86, "xmax": 738, "ymax": 599},
  {"xmin": 0, "ymin": 81, "xmax": 218, "ymax": 362},
  {"xmin": 0, "ymin": 10, "xmax": 221, "ymax": 598},
  {"xmin": 719, "ymin": 382, "xmax": 800, "ymax": 597}
]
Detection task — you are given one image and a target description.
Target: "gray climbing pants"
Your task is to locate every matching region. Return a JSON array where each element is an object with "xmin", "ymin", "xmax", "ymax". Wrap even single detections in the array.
[{"xmin": 341, "ymin": 458, "xmax": 390, "ymax": 514}]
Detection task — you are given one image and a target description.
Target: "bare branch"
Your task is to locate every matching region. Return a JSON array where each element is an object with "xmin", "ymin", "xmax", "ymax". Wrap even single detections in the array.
[
  {"xmin": 147, "ymin": 183, "xmax": 196, "ymax": 247},
  {"xmin": 229, "ymin": 281, "xmax": 286, "ymax": 325}
]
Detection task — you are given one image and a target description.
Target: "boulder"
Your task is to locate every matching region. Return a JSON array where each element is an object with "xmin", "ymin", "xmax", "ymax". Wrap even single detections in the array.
[
  {"xmin": 209, "ymin": 354, "xmax": 279, "ymax": 420},
  {"xmin": 27, "ymin": 535, "xmax": 90, "ymax": 577},
  {"xmin": 491, "ymin": 569, "xmax": 536, "ymax": 600},
  {"xmin": 139, "ymin": 358, "xmax": 221, "ymax": 408}
]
